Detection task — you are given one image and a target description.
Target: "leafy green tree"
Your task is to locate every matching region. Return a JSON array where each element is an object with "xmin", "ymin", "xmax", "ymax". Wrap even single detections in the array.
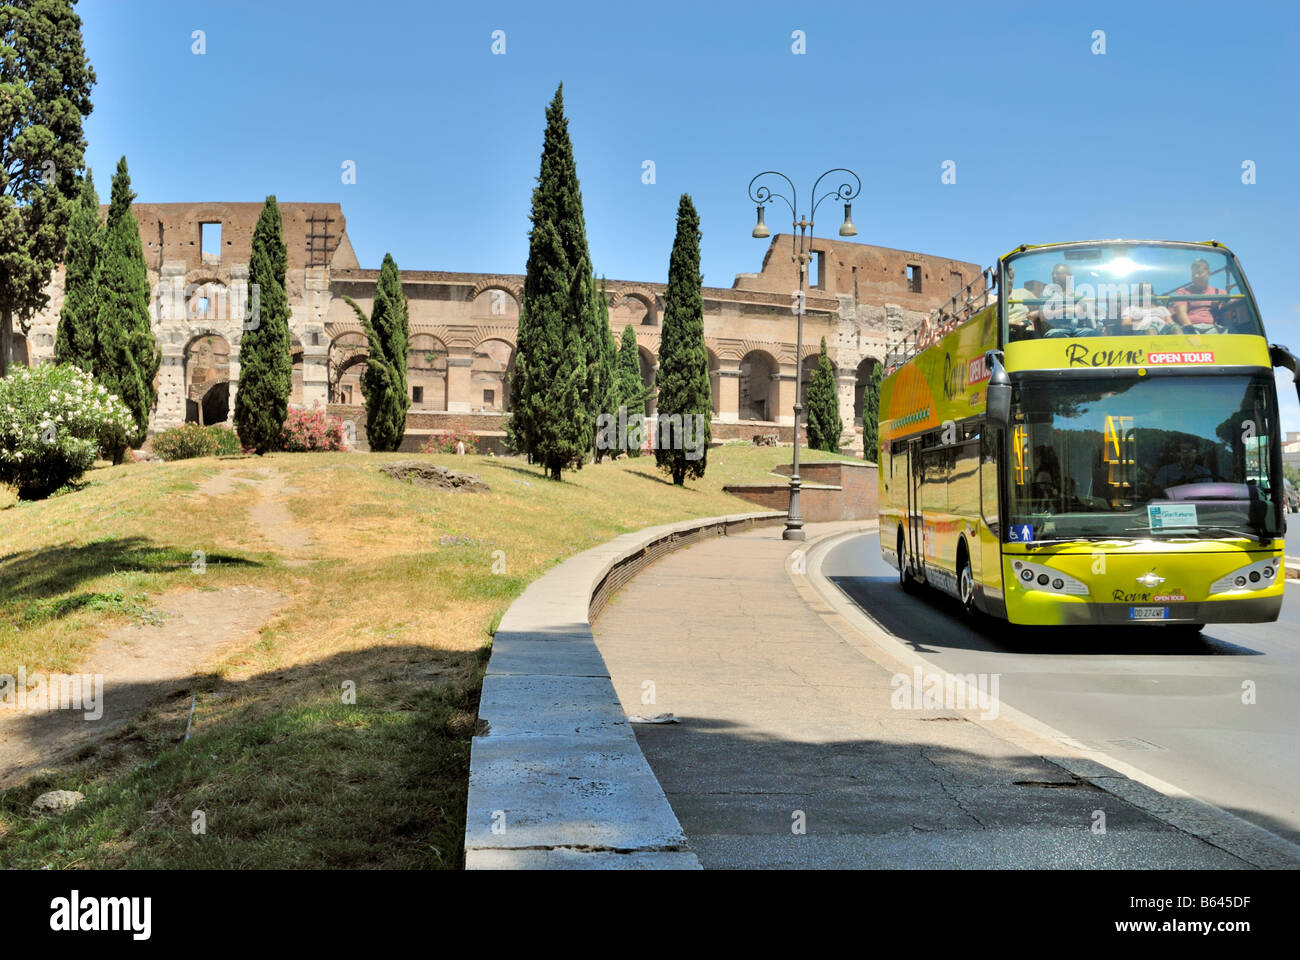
[
  {"xmin": 805, "ymin": 337, "xmax": 842, "ymax": 453},
  {"xmin": 0, "ymin": 0, "xmax": 96, "ymax": 377},
  {"xmin": 615, "ymin": 324, "xmax": 645, "ymax": 457},
  {"xmin": 343, "ymin": 252, "xmax": 410, "ymax": 452},
  {"xmin": 55, "ymin": 169, "xmax": 101, "ymax": 371},
  {"xmin": 510, "ymin": 84, "xmax": 594, "ymax": 481},
  {"xmin": 654, "ymin": 194, "xmax": 711, "ymax": 485},
  {"xmin": 91, "ymin": 157, "xmax": 157, "ymax": 452},
  {"xmin": 233, "ymin": 195, "xmax": 293, "ymax": 454},
  {"xmin": 862, "ymin": 361, "xmax": 882, "ymax": 461}
]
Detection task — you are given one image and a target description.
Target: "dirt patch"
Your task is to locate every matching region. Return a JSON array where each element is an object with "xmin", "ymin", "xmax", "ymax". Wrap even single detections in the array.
[
  {"xmin": 196, "ymin": 471, "xmax": 253, "ymax": 497},
  {"xmin": 196, "ymin": 466, "xmax": 314, "ymax": 561},
  {"xmin": 0, "ymin": 585, "xmax": 286, "ymax": 787},
  {"xmin": 379, "ymin": 460, "xmax": 490, "ymax": 492},
  {"xmin": 247, "ymin": 469, "xmax": 313, "ymax": 555}
]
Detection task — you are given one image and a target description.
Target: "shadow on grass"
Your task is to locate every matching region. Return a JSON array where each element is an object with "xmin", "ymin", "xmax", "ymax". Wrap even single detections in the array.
[
  {"xmin": 0, "ymin": 642, "xmax": 490, "ymax": 870},
  {"xmin": 0, "ymin": 538, "xmax": 261, "ymax": 622},
  {"xmin": 486, "ymin": 461, "xmax": 553, "ymax": 482}
]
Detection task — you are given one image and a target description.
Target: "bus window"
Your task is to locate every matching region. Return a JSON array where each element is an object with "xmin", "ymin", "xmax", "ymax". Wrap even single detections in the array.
[
  {"xmin": 1007, "ymin": 374, "xmax": 1282, "ymax": 540},
  {"xmin": 1003, "ymin": 243, "xmax": 1262, "ymax": 340}
]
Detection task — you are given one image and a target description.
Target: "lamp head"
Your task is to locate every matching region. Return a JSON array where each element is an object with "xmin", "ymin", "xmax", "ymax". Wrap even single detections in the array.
[
  {"xmin": 752, "ymin": 205, "xmax": 770, "ymax": 239},
  {"xmin": 838, "ymin": 202, "xmax": 857, "ymax": 237}
]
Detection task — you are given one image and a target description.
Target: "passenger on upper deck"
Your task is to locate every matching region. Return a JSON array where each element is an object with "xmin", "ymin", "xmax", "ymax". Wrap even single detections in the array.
[
  {"xmin": 1172, "ymin": 258, "xmax": 1225, "ymax": 332},
  {"xmin": 1038, "ymin": 263, "xmax": 1101, "ymax": 337},
  {"xmin": 1005, "ymin": 263, "xmax": 1037, "ymax": 341},
  {"xmin": 1120, "ymin": 282, "xmax": 1175, "ymax": 335}
]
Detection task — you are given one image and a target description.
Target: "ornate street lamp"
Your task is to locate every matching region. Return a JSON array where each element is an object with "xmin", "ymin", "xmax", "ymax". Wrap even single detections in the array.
[{"xmin": 747, "ymin": 168, "xmax": 861, "ymax": 540}]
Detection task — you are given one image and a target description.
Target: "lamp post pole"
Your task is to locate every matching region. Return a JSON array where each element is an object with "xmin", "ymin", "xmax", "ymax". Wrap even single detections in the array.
[{"xmin": 747, "ymin": 169, "xmax": 860, "ymax": 541}]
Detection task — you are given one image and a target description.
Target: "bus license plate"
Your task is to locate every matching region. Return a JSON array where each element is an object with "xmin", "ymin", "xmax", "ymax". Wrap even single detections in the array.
[{"xmin": 1130, "ymin": 606, "xmax": 1169, "ymax": 621}]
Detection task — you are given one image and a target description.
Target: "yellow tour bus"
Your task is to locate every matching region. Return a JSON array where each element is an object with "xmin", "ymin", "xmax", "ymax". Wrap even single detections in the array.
[{"xmin": 878, "ymin": 239, "xmax": 1300, "ymax": 631}]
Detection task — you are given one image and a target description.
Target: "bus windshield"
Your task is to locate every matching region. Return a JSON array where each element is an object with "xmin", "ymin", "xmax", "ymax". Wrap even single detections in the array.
[
  {"xmin": 1004, "ymin": 243, "xmax": 1263, "ymax": 341},
  {"xmin": 1009, "ymin": 374, "xmax": 1281, "ymax": 541}
]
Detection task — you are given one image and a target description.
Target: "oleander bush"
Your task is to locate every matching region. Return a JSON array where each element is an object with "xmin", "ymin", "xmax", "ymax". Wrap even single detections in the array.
[
  {"xmin": 151, "ymin": 422, "xmax": 241, "ymax": 461},
  {"xmin": 208, "ymin": 423, "xmax": 242, "ymax": 456},
  {"xmin": 0, "ymin": 364, "xmax": 134, "ymax": 500},
  {"xmin": 281, "ymin": 406, "xmax": 347, "ymax": 452}
]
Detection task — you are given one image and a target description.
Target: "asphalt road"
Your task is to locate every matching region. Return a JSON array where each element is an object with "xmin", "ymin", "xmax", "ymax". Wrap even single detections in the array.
[{"xmin": 824, "ymin": 533, "xmax": 1300, "ymax": 846}]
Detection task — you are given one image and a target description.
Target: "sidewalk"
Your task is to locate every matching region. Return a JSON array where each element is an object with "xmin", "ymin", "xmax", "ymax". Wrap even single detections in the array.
[{"xmin": 592, "ymin": 522, "xmax": 1250, "ymax": 868}]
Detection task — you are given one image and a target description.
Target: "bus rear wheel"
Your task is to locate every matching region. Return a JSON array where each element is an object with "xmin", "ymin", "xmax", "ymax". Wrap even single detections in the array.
[{"xmin": 898, "ymin": 529, "xmax": 917, "ymax": 594}]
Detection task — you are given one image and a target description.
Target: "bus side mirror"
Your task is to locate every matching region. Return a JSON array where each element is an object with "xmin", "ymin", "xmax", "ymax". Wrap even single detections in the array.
[
  {"xmin": 1270, "ymin": 343, "xmax": 1300, "ymax": 407},
  {"xmin": 985, "ymin": 350, "xmax": 1011, "ymax": 427}
]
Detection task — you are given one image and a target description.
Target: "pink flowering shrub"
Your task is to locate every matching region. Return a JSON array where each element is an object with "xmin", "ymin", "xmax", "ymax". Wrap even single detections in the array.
[
  {"xmin": 421, "ymin": 431, "xmax": 478, "ymax": 455},
  {"xmin": 282, "ymin": 406, "xmax": 347, "ymax": 452}
]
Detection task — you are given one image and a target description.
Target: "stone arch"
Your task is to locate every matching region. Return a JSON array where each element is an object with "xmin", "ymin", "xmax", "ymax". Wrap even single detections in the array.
[
  {"xmin": 409, "ymin": 334, "xmax": 448, "ymax": 411},
  {"xmin": 612, "ymin": 290, "xmax": 657, "ymax": 328},
  {"xmin": 10, "ymin": 332, "xmax": 29, "ymax": 368},
  {"xmin": 706, "ymin": 348, "xmax": 721, "ymax": 416},
  {"xmin": 637, "ymin": 345, "xmax": 658, "ymax": 418},
  {"xmin": 799, "ymin": 351, "xmax": 838, "ymax": 408},
  {"xmin": 183, "ymin": 333, "xmax": 231, "ymax": 425},
  {"xmin": 329, "ymin": 331, "xmax": 368, "ymax": 405},
  {"xmin": 854, "ymin": 356, "xmax": 879, "ymax": 425},
  {"xmin": 470, "ymin": 285, "xmax": 521, "ymax": 321},
  {"xmin": 739, "ymin": 349, "xmax": 779, "ymax": 422},
  {"xmin": 471, "ymin": 338, "xmax": 514, "ymax": 412},
  {"xmin": 187, "ymin": 278, "xmax": 232, "ymax": 323},
  {"xmin": 290, "ymin": 334, "xmax": 305, "ymax": 404},
  {"xmin": 468, "ymin": 278, "xmax": 523, "ymax": 302}
]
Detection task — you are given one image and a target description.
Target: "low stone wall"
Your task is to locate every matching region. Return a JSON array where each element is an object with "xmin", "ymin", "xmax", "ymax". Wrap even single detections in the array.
[
  {"xmin": 711, "ymin": 421, "xmax": 799, "ymax": 444},
  {"xmin": 465, "ymin": 509, "xmax": 782, "ymax": 869},
  {"xmin": 724, "ymin": 460, "xmax": 878, "ymax": 521},
  {"xmin": 321, "ymin": 405, "xmax": 870, "ymax": 460},
  {"xmin": 398, "ymin": 430, "xmax": 509, "ymax": 455}
]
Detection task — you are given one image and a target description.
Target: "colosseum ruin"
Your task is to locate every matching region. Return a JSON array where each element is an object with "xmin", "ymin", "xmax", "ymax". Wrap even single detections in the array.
[{"xmin": 15, "ymin": 201, "xmax": 982, "ymax": 454}]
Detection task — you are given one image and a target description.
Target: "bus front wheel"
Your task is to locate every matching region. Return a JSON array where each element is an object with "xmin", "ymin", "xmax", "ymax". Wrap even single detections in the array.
[{"xmin": 957, "ymin": 547, "xmax": 979, "ymax": 620}]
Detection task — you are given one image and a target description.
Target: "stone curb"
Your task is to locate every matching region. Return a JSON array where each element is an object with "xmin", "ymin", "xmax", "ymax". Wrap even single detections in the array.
[{"xmin": 465, "ymin": 509, "xmax": 784, "ymax": 869}]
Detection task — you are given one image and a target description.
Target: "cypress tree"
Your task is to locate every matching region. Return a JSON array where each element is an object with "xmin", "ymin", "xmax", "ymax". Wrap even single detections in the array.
[
  {"xmin": 616, "ymin": 324, "xmax": 644, "ymax": 457},
  {"xmin": 863, "ymin": 362, "xmax": 882, "ymax": 462},
  {"xmin": 654, "ymin": 194, "xmax": 711, "ymax": 485},
  {"xmin": 805, "ymin": 337, "xmax": 842, "ymax": 453},
  {"xmin": 92, "ymin": 157, "xmax": 157, "ymax": 452},
  {"xmin": 55, "ymin": 170, "xmax": 102, "ymax": 372},
  {"xmin": 343, "ymin": 253, "xmax": 409, "ymax": 452},
  {"xmin": 233, "ymin": 195, "xmax": 293, "ymax": 454},
  {"xmin": 511, "ymin": 84, "xmax": 594, "ymax": 481},
  {"xmin": 591, "ymin": 277, "xmax": 616, "ymax": 462}
]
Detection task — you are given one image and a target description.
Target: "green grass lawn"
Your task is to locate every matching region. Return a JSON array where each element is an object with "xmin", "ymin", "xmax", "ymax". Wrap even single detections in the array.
[{"xmin": 0, "ymin": 443, "xmax": 849, "ymax": 868}]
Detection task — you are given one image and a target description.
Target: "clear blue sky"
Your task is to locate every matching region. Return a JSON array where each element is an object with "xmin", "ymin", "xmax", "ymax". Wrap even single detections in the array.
[{"xmin": 80, "ymin": 0, "xmax": 1300, "ymax": 424}]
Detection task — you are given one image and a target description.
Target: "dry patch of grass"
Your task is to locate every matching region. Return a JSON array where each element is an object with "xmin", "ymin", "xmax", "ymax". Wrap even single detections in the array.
[{"xmin": 0, "ymin": 444, "xmax": 838, "ymax": 868}]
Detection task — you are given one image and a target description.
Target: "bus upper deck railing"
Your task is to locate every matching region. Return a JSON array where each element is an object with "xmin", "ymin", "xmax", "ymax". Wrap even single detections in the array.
[{"xmin": 885, "ymin": 265, "xmax": 996, "ymax": 373}]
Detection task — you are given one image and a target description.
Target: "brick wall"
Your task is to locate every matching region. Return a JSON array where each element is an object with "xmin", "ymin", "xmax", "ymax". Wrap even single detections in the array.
[{"xmin": 724, "ymin": 461, "xmax": 877, "ymax": 521}]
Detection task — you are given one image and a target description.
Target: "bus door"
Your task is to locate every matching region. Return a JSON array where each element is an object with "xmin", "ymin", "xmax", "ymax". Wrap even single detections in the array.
[
  {"xmin": 908, "ymin": 438, "xmax": 925, "ymax": 576},
  {"xmin": 979, "ymin": 426, "xmax": 1004, "ymax": 606}
]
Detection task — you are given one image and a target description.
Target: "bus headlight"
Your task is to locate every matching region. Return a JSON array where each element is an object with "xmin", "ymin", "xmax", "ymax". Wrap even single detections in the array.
[
  {"xmin": 1210, "ymin": 557, "xmax": 1281, "ymax": 595},
  {"xmin": 1011, "ymin": 560, "xmax": 1089, "ymax": 596}
]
